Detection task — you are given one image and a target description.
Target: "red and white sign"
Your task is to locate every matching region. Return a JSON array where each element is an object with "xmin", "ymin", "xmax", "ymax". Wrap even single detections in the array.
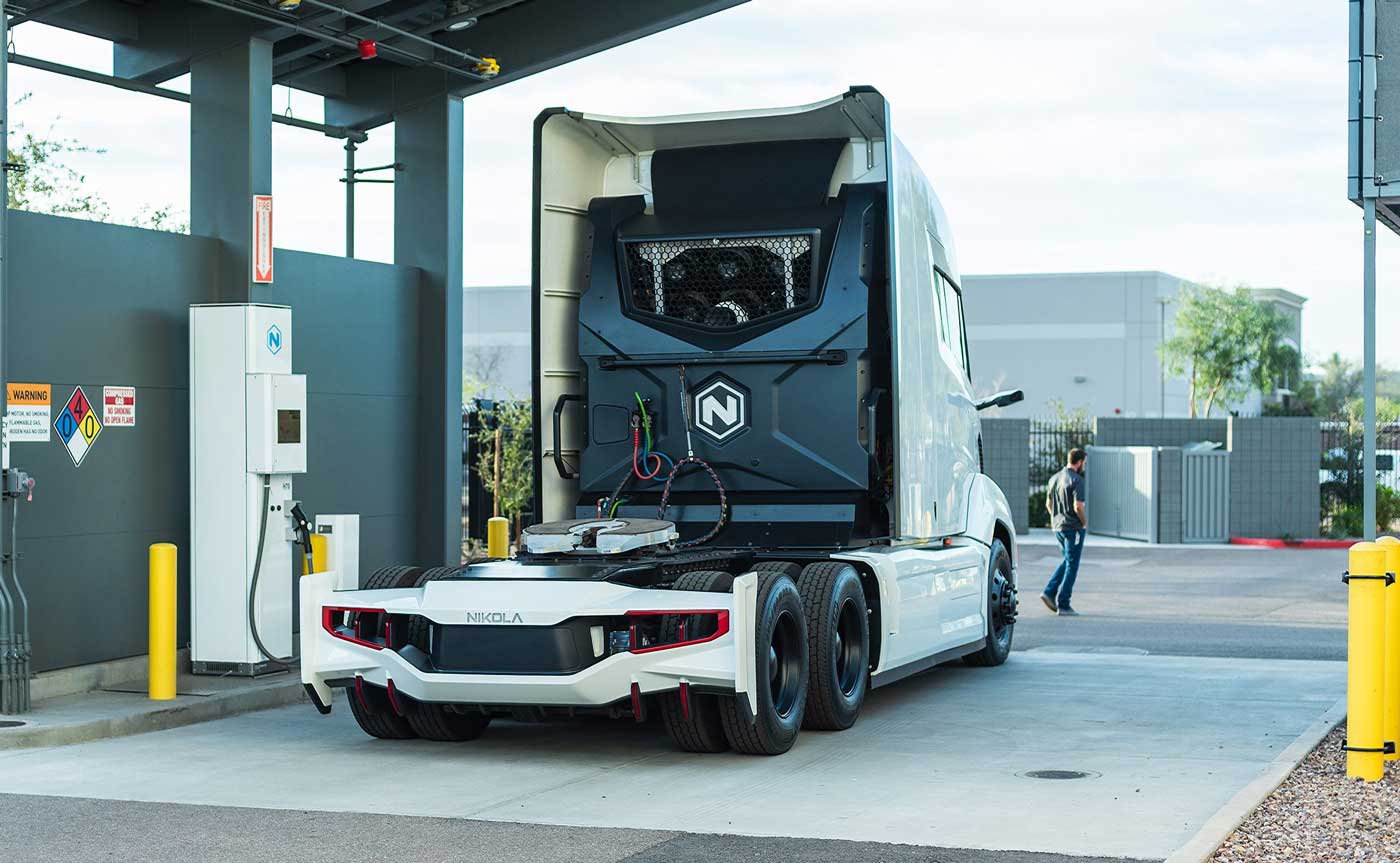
[
  {"xmin": 252, "ymin": 194, "xmax": 274, "ymax": 284},
  {"xmin": 103, "ymin": 386, "xmax": 136, "ymax": 427}
]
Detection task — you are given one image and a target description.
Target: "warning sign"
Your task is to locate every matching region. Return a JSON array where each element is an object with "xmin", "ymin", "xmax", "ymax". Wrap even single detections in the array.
[
  {"xmin": 54, "ymin": 385, "xmax": 101, "ymax": 467},
  {"xmin": 104, "ymin": 386, "xmax": 135, "ymax": 427},
  {"xmin": 7, "ymin": 383, "xmax": 51, "ymax": 443},
  {"xmin": 253, "ymin": 195, "xmax": 274, "ymax": 284}
]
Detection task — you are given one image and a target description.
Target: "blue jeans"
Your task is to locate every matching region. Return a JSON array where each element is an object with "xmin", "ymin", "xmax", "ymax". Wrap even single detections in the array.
[{"xmin": 1044, "ymin": 529, "xmax": 1085, "ymax": 610}]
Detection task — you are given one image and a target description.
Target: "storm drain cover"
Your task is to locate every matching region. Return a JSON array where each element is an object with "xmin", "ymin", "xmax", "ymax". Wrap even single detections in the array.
[
  {"xmin": 1020, "ymin": 769, "xmax": 1099, "ymax": 780},
  {"xmin": 0, "ymin": 720, "xmax": 27, "ymax": 729}
]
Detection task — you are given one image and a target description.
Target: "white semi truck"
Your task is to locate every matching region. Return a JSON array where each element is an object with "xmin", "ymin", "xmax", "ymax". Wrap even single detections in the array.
[{"xmin": 299, "ymin": 87, "xmax": 1023, "ymax": 755}]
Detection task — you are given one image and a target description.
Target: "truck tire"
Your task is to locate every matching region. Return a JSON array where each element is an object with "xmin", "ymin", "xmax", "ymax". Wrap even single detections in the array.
[
  {"xmin": 346, "ymin": 683, "xmax": 415, "ymax": 740},
  {"xmin": 796, "ymin": 561, "xmax": 869, "ymax": 730},
  {"xmin": 964, "ymin": 539, "xmax": 1015, "ymax": 667},
  {"xmin": 659, "ymin": 570, "xmax": 732, "ymax": 753},
  {"xmin": 718, "ymin": 571, "xmax": 807, "ymax": 755},
  {"xmin": 405, "ymin": 700, "xmax": 491, "ymax": 741},
  {"xmin": 365, "ymin": 564, "xmax": 426, "ymax": 590},
  {"xmin": 752, "ymin": 561, "xmax": 802, "ymax": 579},
  {"xmin": 406, "ymin": 566, "xmax": 459, "ymax": 651},
  {"xmin": 345, "ymin": 565, "xmax": 425, "ymax": 739}
]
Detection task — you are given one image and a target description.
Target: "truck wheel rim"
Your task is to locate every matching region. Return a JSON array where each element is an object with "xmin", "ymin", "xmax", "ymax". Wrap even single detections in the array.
[
  {"xmin": 834, "ymin": 596, "xmax": 864, "ymax": 697},
  {"xmin": 991, "ymin": 569, "xmax": 1015, "ymax": 648},
  {"xmin": 768, "ymin": 610, "xmax": 802, "ymax": 718}
]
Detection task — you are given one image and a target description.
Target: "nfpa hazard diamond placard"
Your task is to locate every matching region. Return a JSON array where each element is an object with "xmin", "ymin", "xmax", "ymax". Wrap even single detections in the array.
[{"xmin": 54, "ymin": 385, "xmax": 101, "ymax": 467}]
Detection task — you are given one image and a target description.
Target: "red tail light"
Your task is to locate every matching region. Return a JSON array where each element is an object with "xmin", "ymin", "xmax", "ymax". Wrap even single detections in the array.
[
  {"xmin": 624, "ymin": 609, "xmax": 729, "ymax": 654},
  {"xmin": 324, "ymin": 606, "xmax": 387, "ymax": 650}
]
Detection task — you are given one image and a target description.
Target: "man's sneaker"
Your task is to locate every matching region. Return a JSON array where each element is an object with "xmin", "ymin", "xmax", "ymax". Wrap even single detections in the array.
[
  {"xmin": 1040, "ymin": 593, "xmax": 1057, "ymax": 613},
  {"xmin": 1057, "ymin": 606, "xmax": 1080, "ymax": 617}
]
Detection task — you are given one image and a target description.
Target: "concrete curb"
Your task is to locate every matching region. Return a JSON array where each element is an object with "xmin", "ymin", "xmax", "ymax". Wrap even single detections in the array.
[
  {"xmin": 1160, "ymin": 696, "xmax": 1347, "ymax": 863},
  {"xmin": 0, "ymin": 679, "xmax": 306, "ymax": 751}
]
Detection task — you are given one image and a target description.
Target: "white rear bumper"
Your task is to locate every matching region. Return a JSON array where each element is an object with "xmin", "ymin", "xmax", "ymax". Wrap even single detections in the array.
[{"xmin": 299, "ymin": 570, "xmax": 759, "ymax": 715}]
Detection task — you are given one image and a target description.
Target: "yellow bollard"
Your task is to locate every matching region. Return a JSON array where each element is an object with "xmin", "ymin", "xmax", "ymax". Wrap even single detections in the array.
[
  {"xmin": 1346, "ymin": 542, "xmax": 1392, "ymax": 780},
  {"xmin": 301, "ymin": 533, "xmax": 328, "ymax": 576},
  {"xmin": 487, "ymin": 516, "xmax": 509, "ymax": 559},
  {"xmin": 148, "ymin": 543, "xmax": 177, "ymax": 701},
  {"xmin": 1377, "ymin": 536, "xmax": 1400, "ymax": 762}
]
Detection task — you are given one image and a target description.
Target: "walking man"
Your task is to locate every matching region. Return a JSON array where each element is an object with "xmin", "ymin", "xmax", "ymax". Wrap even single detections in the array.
[{"xmin": 1041, "ymin": 448, "xmax": 1087, "ymax": 616}]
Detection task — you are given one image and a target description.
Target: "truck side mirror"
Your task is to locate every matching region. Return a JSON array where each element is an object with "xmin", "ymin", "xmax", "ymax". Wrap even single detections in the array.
[{"xmin": 975, "ymin": 389, "xmax": 1024, "ymax": 411}]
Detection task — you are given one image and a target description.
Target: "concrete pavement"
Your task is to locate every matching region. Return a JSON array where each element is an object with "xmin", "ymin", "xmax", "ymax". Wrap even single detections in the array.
[
  {"xmin": 1013, "ymin": 545, "xmax": 1346, "ymax": 660},
  {"xmin": 0, "ymin": 794, "xmax": 1143, "ymax": 863},
  {"xmin": 0, "ymin": 650, "xmax": 1343, "ymax": 860}
]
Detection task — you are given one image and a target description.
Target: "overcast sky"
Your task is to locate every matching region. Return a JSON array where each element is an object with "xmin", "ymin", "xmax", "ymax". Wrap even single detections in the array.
[{"xmin": 10, "ymin": 0, "xmax": 1397, "ymax": 365}]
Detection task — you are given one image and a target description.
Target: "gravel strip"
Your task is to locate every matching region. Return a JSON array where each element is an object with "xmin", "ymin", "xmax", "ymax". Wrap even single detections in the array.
[{"xmin": 1211, "ymin": 724, "xmax": 1400, "ymax": 863}]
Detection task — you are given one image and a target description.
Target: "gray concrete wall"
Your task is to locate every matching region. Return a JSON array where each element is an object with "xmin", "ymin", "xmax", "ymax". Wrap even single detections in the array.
[
  {"xmin": 8, "ymin": 211, "xmax": 425, "ymax": 672},
  {"xmin": 1227, "ymin": 417, "xmax": 1322, "ymax": 539},
  {"xmin": 1094, "ymin": 417, "xmax": 1229, "ymax": 448},
  {"xmin": 980, "ymin": 419, "xmax": 1030, "ymax": 534}
]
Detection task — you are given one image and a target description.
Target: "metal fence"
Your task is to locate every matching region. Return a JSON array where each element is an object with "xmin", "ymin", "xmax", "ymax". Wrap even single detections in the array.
[
  {"xmin": 1029, "ymin": 418, "xmax": 1095, "ymax": 528},
  {"xmin": 1084, "ymin": 446, "xmax": 1158, "ymax": 542},
  {"xmin": 1181, "ymin": 448, "xmax": 1231, "ymax": 543},
  {"xmin": 1320, "ymin": 416, "xmax": 1400, "ymax": 537}
]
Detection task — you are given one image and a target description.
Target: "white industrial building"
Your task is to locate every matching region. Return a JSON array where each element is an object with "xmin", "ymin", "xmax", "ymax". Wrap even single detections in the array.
[{"xmin": 960, "ymin": 272, "xmax": 1306, "ymax": 419}]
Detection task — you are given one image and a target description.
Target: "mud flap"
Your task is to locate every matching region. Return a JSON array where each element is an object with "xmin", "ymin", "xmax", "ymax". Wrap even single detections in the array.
[
  {"xmin": 731, "ymin": 572, "xmax": 760, "ymax": 717},
  {"xmin": 300, "ymin": 571, "xmax": 336, "ymax": 711}
]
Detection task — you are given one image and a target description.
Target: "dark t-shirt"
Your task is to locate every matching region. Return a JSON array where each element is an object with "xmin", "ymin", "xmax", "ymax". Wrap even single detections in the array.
[{"xmin": 1048, "ymin": 466, "xmax": 1085, "ymax": 532}]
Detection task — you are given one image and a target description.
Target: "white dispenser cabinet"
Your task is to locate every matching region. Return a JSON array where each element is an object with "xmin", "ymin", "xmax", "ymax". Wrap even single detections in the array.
[{"xmin": 190, "ymin": 304, "xmax": 307, "ymax": 674}]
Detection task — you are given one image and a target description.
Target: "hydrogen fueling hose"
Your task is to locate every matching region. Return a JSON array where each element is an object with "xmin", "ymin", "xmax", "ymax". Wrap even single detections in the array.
[{"xmin": 248, "ymin": 479, "xmax": 297, "ymax": 667}]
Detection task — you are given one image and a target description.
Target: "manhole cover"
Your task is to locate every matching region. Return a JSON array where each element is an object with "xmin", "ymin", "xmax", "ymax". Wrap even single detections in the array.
[
  {"xmin": 0, "ymin": 720, "xmax": 27, "ymax": 729},
  {"xmin": 1019, "ymin": 769, "xmax": 1099, "ymax": 780}
]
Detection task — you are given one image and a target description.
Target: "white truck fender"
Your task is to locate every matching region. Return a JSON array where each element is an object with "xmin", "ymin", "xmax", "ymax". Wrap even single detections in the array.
[
  {"xmin": 300, "ymin": 570, "xmax": 337, "ymax": 710},
  {"xmin": 731, "ymin": 572, "xmax": 759, "ymax": 716},
  {"xmin": 964, "ymin": 473, "xmax": 1018, "ymax": 571}
]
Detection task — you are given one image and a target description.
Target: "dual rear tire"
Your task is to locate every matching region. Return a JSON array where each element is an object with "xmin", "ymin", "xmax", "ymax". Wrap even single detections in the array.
[
  {"xmin": 662, "ymin": 561, "xmax": 871, "ymax": 755},
  {"xmin": 347, "ymin": 565, "xmax": 490, "ymax": 742}
]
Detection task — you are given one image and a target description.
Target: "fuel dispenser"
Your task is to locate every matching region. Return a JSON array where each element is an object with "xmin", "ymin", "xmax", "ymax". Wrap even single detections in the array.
[{"xmin": 190, "ymin": 304, "xmax": 307, "ymax": 675}]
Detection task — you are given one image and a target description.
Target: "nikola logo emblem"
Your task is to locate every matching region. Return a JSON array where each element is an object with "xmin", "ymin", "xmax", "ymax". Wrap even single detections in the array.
[
  {"xmin": 694, "ymin": 377, "xmax": 748, "ymax": 443},
  {"xmin": 463, "ymin": 611, "xmax": 524, "ymax": 624},
  {"xmin": 266, "ymin": 324, "xmax": 283, "ymax": 355}
]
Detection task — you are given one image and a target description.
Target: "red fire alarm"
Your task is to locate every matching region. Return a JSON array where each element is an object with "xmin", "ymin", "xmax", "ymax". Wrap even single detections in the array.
[{"xmin": 357, "ymin": 39, "xmax": 378, "ymax": 59}]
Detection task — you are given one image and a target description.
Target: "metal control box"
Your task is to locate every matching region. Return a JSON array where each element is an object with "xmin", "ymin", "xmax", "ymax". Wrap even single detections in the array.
[
  {"xmin": 190, "ymin": 304, "xmax": 306, "ymax": 674},
  {"xmin": 314, "ymin": 514, "xmax": 361, "ymax": 591},
  {"xmin": 246, "ymin": 373, "xmax": 307, "ymax": 474}
]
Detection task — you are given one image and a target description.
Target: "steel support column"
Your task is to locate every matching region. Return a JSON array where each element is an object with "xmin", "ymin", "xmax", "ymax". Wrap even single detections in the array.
[
  {"xmin": 395, "ymin": 96, "xmax": 464, "ymax": 564},
  {"xmin": 190, "ymin": 38, "xmax": 274, "ymax": 302},
  {"xmin": 1364, "ymin": 197, "xmax": 1378, "ymax": 539}
]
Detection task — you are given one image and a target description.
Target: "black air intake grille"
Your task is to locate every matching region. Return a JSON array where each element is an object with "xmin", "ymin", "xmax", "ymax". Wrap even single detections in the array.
[{"xmin": 623, "ymin": 234, "xmax": 816, "ymax": 330}]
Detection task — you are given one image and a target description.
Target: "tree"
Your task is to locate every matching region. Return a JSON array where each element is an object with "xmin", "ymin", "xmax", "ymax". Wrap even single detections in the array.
[
  {"xmin": 473, "ymin": 399, "xmax": 533, "ymax": 531},
  {"xmin": 6, "ymin": 96, "xmax": 187, "ymax": 232},
  {"xmin": 1159, "ymin": 284, "xmax": 1298, "ymax": 418}
]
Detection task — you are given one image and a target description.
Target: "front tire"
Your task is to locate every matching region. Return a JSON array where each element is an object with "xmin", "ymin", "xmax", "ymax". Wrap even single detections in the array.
[
  {"xmin": 660, "ymin": 570, "xmax": 733, "ymax": 753},
  {"xmin": 797, "ymin": 561, "xmax": 870, "ymax": 730},
  {"xmin": 719, "ymin": 572, "xmax": 808, "ymax": 755},
  {"xmin": 964, "ymin": 538, "xmax": 1015, "ymax": 667}
]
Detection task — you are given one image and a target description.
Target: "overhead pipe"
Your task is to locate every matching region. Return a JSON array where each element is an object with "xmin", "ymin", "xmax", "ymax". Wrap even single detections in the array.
[
  {"xmin": 8, "ymin": 53, "xmax": 369, "ymax": 142},
  {"xmin": 297, "ymin": 0, "xmax": 487, "ymax": 65},
  {"xmin": 190, "ymin": 0, "xmax": 489, "ymax": 83},
  {"xmin": 5, "ymin": 0, "xmax": 89, "ymax": 28},
  {"xmin": 279, "ymin": 0, "xmax": 519, "ymax": 85}
]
